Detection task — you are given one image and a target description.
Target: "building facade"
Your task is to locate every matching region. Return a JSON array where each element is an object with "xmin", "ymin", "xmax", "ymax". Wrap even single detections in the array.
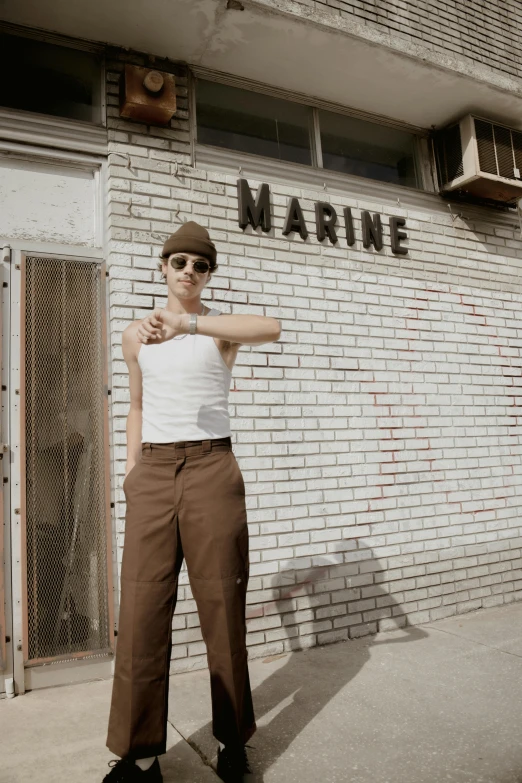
[{"xmin": 1, "ymin": 0, "xmax": 522, "ymax": 695}]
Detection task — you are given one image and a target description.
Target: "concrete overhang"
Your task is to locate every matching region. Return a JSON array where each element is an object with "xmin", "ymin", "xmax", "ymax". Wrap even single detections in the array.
[{"xmin": 2, "ymin": 0, "xmax": 522, "ymax": 131}]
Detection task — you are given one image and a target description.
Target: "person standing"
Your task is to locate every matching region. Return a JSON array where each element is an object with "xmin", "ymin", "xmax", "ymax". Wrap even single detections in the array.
[{"xmin": 103, "ymin": 221, "xmax": 282, "ymax": 782}]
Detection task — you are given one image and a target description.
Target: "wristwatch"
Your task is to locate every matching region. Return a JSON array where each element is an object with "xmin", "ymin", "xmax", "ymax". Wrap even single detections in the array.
[{"xmin": 188, "ymin": 312, "xmax": 197, "ymax": 335}]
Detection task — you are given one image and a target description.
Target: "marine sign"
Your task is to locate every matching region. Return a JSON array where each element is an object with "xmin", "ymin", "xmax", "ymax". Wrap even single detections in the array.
[{"xmin": 237, "ymin": 178, "xmax": 408, "ymax": 255}]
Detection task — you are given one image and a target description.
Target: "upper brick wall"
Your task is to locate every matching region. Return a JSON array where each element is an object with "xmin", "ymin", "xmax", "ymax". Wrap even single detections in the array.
[
  {"xmin": 106, "ymin": 47, "xmax": 522, "ymax": 672},
  {"xmin": 277, "ymin": 0, "xmax": 522, "ymax": 81}
]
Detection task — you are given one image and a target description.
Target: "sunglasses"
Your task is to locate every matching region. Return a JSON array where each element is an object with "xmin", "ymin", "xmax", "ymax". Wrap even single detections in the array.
[{"xmin": 168, "ymin": 255, "xmax": 210, "ymax": 274}]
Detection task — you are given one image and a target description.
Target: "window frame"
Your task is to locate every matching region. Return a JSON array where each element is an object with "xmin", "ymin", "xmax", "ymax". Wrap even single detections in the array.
[
  {"xmin": 194, "ymin": 76, "xmax": 317, "ymax": 170},
  {"xmin": 191, "ymin": 68, "xmax": 435, "ymax": 194},
  {"xmin": 0, "ymin": 23, "xmax": 107, "ymax": 129},
  {"xmin": 316, "ymin": 105, "xmax": 424, "ymax": 191}
]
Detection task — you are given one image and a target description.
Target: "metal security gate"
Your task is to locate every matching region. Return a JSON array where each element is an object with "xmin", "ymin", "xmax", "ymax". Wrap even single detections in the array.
[
  {"xmin": 4, "ymin": 249, "xmax": 114, "ymax": 693},
  {"xmin": 24, "ymin": 254, "xmax": 112, "ymax": 663}
]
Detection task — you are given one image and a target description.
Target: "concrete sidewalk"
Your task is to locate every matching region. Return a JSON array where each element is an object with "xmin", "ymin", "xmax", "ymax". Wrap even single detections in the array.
[{"xmin": 2, "ymin": 602, "xmax": 522, "ymax": 783}]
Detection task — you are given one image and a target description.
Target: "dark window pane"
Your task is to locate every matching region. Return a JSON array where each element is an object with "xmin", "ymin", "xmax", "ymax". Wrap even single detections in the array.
[
  {"xmin": 196, "ymin": 80, "xmax": 313, "ymax": 166},
  {"xmin": 320, "ymin": 110, "xmax": 419, "ymax": 188},
  {"xmin": 0, "ymin": 34, "xmax": 102, "ymax": 124}
]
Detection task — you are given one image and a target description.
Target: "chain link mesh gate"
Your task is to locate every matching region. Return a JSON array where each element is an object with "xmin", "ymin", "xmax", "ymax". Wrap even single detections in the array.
[{"xmin": 24, "ymin": 255, "xmax": 110, "ymax": 662}]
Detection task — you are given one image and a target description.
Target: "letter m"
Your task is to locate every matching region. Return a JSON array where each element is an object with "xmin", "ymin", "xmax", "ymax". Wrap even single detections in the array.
[{"xmin": 237, "ymin": 179, "xmax": 271, "ymax": 233}]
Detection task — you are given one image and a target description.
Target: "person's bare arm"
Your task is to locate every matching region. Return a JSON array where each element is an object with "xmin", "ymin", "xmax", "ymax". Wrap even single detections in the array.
[{"xmin": 122, "ymin": 321, "xmax": 143, "ymax": 478}]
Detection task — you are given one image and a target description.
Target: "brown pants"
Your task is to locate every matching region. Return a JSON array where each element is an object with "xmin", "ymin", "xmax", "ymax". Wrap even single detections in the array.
[{"xmin": 106, "ymin": 437, "xmax": 256, "ymax": 760}]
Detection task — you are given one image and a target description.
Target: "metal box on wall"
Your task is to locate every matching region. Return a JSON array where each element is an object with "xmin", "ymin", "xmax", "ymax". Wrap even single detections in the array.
[{"xmin": 119, "ymin": 64, "xmax": 177, "ymax": 125}]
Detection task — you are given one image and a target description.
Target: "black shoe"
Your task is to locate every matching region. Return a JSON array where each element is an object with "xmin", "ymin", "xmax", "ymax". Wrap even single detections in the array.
[
  {"xmin": 102, "ymin": 757, "xmax": 163, "ymax": 782},
  {"xmin": 216, "ymin": 744, "xmax": 253, "ymax": 783}
]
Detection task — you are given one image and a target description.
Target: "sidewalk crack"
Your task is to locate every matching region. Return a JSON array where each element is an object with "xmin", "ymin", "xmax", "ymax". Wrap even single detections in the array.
[{"xmin": 424, "ymin": 625, "xmax": 522, "ymax": 659}]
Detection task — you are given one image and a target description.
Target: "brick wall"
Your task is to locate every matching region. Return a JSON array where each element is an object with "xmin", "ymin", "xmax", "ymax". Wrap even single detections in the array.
[
  {"xmin": 107, "ymin": 51, "xmax": 522, "ymax": 674},
  {"xmin": 270, "ymin": 0, "xmax": 522, "ymax": 81}
]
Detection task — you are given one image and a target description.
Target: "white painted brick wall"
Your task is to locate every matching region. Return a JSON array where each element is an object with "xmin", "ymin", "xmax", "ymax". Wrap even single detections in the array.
[{"xmin": 106, "ymin": 51, "xmax": 522, "ymax": 674}]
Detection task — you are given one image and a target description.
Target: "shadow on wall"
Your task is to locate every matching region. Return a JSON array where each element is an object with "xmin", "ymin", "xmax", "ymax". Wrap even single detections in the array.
[{"xmin": 182, "ymin": 541, "xmax": 428, "ymax": 778}]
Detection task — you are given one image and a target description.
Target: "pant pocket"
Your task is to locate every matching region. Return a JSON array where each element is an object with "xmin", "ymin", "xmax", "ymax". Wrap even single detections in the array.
[
  {"xmin": 123, "ymin": 460, "xmax": 140, "ymax": 493},
  {"xmin": 238, "ymin": 524, "xmax": 249, "ymax": 579},
  {"xmin": 229, "ymin": 451, "xmax": 246, "ymax": 496}
]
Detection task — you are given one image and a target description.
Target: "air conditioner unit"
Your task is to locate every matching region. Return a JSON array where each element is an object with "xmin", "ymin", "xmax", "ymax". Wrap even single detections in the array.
[{"xmin": 434, "ymin": 114, "xmax": 522, "ymax": 202}]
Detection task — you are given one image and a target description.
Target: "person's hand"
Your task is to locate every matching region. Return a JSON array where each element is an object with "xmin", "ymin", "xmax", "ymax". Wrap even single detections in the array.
[{"xmin": 136, "ymin": 308, "xmax": 185, "ymax": 343}]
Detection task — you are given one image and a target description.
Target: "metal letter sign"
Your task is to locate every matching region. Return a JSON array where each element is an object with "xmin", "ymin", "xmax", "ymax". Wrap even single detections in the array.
[
  {"xmin": 361, "ymin": 211, "xmax": 383, "ymax": 251},
  {"xmin": 344, "ymin": 207, "xmax": 356, "ymax": 246},
  {"xmin": 237, "ymin": 179, "xmax": 271, "ymax": 232},
  {"xmin": 236, "ymin": 179, "xmax": 408, "ymax": 255},
  {"xmin": 282, "ymin": 197, "xmax": 309, "ymax": 240},
  {"xmin": 389, "ymin": 216, "xmax": 408, "ymax": 255},
  {"xmin": 315, "ymin": 202, "xmax": 338, "ymax": 244}
]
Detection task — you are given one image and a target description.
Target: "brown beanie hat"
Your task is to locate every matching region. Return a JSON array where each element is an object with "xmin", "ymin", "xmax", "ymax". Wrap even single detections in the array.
[{"xmin": 161, "ymin": 221, "xmax": 217, "ymax": 264}]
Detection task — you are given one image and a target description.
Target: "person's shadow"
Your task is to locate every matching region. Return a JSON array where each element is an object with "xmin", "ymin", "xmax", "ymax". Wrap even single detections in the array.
[{"xmin": 173, "ymin": 540, "xmax": 428, "ymax": 780}]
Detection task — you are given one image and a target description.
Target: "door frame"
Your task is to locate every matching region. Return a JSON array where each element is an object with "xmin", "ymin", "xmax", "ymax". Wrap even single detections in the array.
[
  {"xmin": 0, "ymin": 142, "xmax": 115, "ymax": 695},
  {"xmin": 0, "ymin": 245, "xmax": 11, "ymax": 696}
]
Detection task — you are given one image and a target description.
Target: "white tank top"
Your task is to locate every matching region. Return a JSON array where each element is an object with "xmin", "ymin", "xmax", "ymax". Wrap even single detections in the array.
[{"xmin": 138, "ymin": 308, "xmax": 232, "ymax": 443}]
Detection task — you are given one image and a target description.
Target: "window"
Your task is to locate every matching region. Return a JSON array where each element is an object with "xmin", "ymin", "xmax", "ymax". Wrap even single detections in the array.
[
  {"xmin": 195, "ymin": 77, "xmax": 425, "ymax": 190},
  {"xmin": 319, "ymin": 110, "xmax": 419, "ymax": 188},
  {"xmin": 0, "ymin": 33, "xmax": 102, "ymax": 124},
  {"xmin": 196, "ymin": 79, "xmax": 314, "ymax": 166}
]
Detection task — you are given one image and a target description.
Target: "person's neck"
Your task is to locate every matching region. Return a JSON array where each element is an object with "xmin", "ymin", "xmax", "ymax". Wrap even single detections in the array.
[{"xmin": 165, "ymin": 295, "xmax": 205, "ymax": 315}]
